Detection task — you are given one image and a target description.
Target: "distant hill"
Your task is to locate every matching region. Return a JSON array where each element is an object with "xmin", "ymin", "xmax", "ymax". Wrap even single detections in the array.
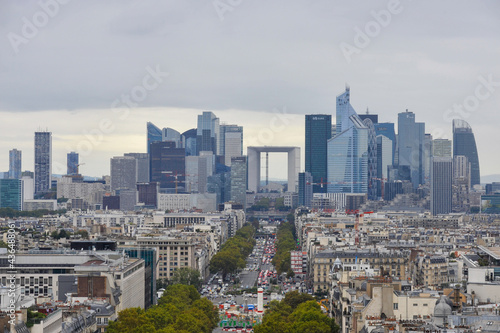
[{"xmin": 482, "ymin": 174, "xmax": 500, "ymax": 184}]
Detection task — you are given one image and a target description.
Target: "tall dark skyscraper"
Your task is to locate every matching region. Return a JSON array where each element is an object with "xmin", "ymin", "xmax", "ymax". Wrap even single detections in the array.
[
  {"xmin": 67, "ymin": 152, "xmax": 79, "ymax": 175},
  {"xmin": 8, "ymin": 149, "xmax": 21, "ymax": 179},
  {"xmin": 431, "ymin": 157, "xmax": 452, "ymax": 215},
  {"xmin": 397, "ymin": 111, "xmax": 425, "ymax": 188},
  {"xmin": 149, "ymin": 141, "xmax": 185, "ymax": 191},
  {"xmin": 305, "ymin": 114, "xmax": 331, "ymax": 193},
  {"xmin": 147, "ymin": 122, "xmax": 162, "ymax": 154},
  {"xmin": 453, "ymin": 119, "xmax": 480, "ymax": 186},
  {"xmin": 298, "ymin": 172, "xmax": 313, "ymax": 207},
  {"xmin": 34, "ymin": 131, "xmax": 52, "ymax": 195}
]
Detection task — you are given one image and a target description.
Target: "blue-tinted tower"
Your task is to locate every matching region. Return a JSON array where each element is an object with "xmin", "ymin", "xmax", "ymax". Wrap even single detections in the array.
[
  {"xmin": 327, "ymin": 87, "xmax": 368, "ymax": 194},
  {"xmin": 67, "ymin": 152, "xmax": 79, "ymax": 175}
]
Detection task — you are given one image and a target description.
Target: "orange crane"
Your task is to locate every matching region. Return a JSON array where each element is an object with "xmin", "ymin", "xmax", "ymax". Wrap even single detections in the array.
[{"xmin": 306, "ymin": 178, "xmax": 330, "ymax": 189}]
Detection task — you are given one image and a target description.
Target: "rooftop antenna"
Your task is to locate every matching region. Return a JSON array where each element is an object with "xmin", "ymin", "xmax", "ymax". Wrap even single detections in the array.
[{"xmin": 366, "ymin": 108, "xmax": 369, "ymax": 115}]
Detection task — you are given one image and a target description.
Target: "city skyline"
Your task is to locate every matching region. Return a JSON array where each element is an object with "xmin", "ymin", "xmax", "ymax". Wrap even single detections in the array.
[
  {"xmin": 0, "ymin": 101, "xmax": 496, "ymax": 183},
  {"xmin": 0, "ymin": 1, "xmax": 499, "ymax": 180}
]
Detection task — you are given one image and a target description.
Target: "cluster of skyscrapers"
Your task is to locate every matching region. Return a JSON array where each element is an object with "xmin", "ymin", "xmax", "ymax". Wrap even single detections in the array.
[
  {"xmin": 302, "ymin": 87, "xmax": 481, "ymax": 215},
  {"xmin": 0, "ymin": 88, "xmax": 483, "ymax": 215}
]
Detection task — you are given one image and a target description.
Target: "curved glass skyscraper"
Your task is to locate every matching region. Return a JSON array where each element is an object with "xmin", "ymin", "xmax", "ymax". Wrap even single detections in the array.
[
  {"xmin": 147, "ymin": 122, "xmax": 162, "ymax": 154},
  {"xmin": 453, "ymin": 119, "xmax": 480, "ymax": 186},
  {"xmin": 327, "ymin": 87, "xmax": 368, "ymax": 194}
]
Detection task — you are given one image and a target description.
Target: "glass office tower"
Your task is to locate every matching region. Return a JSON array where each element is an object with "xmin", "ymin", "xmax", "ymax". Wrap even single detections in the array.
[
  {"xmin": 147, "ymin": 122, "xmax": 162, "ymax": 154},
  {"xmin": 305, "ymin": 115, "xmax": 332, "ymax": 193},
  {"xmin": 327, "ymin": 88, "xmax": 368, "ymax": 194},
  {"xmin": 453, "ymin": 119, "xmax": 480, "ymax": 186}
]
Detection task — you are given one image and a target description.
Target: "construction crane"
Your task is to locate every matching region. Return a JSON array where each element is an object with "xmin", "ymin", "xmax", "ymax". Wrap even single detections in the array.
[
  {"xmin": 75, "ymin": 163, "xmax": 85, "ymax": 175},
  {"xmin": 306, "ymin": 178, "xmax": 330, "ymax": 189},
  {"xmin": 162, "ymin": 171, "xmax": 185, "ymax": 194}
]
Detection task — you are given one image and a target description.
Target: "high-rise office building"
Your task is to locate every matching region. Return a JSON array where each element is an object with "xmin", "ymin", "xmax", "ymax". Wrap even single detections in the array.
[
  {"xmin": 358, "ymin": 112, "xmax": 378, "ymax": 124},
  {"xmin": 374, "ymin": 123, "xmax": 396, "ymax": 165},
  {"xmin": 147, "ymin": 122, "xmax": 162, "ymax": 154},
  {"xmin": 363, "ymin": 118, "xmax": 378, "ymax": 200},
  {"xmin": 124, "ymin": 153, "xmax": 150, "ymax": 183},
  {"xmin": 196, "ymin": 111, "xmax": 220, "ymax": 156},
  {"xmin": 149, "ymin": 141, "xmax": 185, "ymax": 191},
  {"xmin": 221, "ymin": 124, "xmax": 243, "ymax": 166},
  {"xmin": 305, "ymin": 115, "xmax": 332, "ymax": 193},
  {"xmin": 397, "ymin": 110, "xmax": 425, "ymax": 188},
  {"xmin": 8, "ymin": 149, "xmax": 22, "ymax": 179},
  {"xmin": 230, "ymin": 156, "xmax": 247, "ymax": 208},
  {"xmin": 0, "ymin": 179, "xmax": 23, "ymax": 210},
  {"xmin": 327, "ymin": 87, "xmax": 368, "ymax": 194},
  {"xmin": 110, "ymin": 156, "xmax": 137, "ymax": 192},
  {"xmin": 185, "ymin": 151, "xmax": 214, "ymax": 193},
  {"xmin": 67, "ymin": 152, "xmax": 79, "ymax": 175},
  {"xmin": 431, "ymin": 157, "xmax": 452, "ymax": 215},
  {"xmin": 453, "ymin": 119, "xmax": 480, "ymax": 186},
  {"xmin": 298, "ymin": 172, "xmax": 313, "ymax": 207},
  {"xmin": 423, "ymin": 134, "xmax": 432, "ymax": 185},
  {"xmin": 432, "ymin": 139, "xmax": 452, "ymax": 158},
  {"xmin": 453, "ymin": 155, "xmax": 471, "ymax": 212},
  {"xmin": 182, "ymin": 129, "xmax": 197, "ymax": 156},
  {"xmin": 137, "ymin": 182, "xmax": 159, "ymax": 208},
  {"xmin": 376, "ymin": 134, "xmax": 393, "ymax": 198},
  {"xmin": 162, "ymin": 127, "xmax": 183, "ymax": 148},
  {"xmin": 34, "ymin": 131, "xmax": 52, "ymax": 195}
]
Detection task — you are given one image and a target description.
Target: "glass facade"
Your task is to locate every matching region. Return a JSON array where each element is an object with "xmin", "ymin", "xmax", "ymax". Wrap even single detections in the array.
[
  {"xmin": 374, "ymin": 123, "xmax": 396, "ymax": 165},
  {"xmin": 327, "ymin": 88, "xmax": 368, "ymax": 194},
  {"xmin": 8, "ymin": 149, "xmax": 22, "ymax": 179},
  {"xmin": 397, "ymin": 111, "xmax": 425, "ymax": 188},
  {"xmin": 453, "ymin": 119, "xmax": 480, "ymax": 186},
  {"xmin": 67, "ymin": 152, "xmax": 79, "ymax": 175},
  {"xmin": 431, "ymin": 157, "xmax": 453, "ymax": 215},
  {"xmin": 149, "ymin": 141, "xmax": 186, "ymax": 191},
  {"xmin": 305, "ymin": 115, "xmax": 331, "ymax": 193},
  {"xmin": 34, "ymin": 131, "xmax": 52, "ymax": 195},
  {"xmin": 230, "ymin": 156, "xmax": 247, "ymax": 208},
  {"xmin": 220, "ymin": 124, "xmax": 243, "ymax": 166},
  {"xmin": 196, "ymin": 111, "xmax": 220, "ymax": 155},
  {"xmin": 0, "ymin": 179, "xmax": 23, "ymax": 210},
  {"xmin": 298, "ymin": 172, "xmax": 313, "ymax": 207},
  {"xmin": 363, "ymin": 118, "xmax": 377, "ymax": 200},
  {"xmin": 147, "ymin": 122, "xmax": 162, "ymax": 154}
]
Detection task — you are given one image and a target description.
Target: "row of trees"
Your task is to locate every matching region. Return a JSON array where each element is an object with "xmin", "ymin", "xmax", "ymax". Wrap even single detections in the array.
[
  {"xmin": 254, "ymin": 291, "xmax": 340, "ymax": 333},
  {"xmin": 209, "ymin": 224, "xmax": 256, "ymax": 278},
  {"xmin": 107, "ymin": 284, "xmax": 218, "ymax": 333},
  {"xmin": 0, "ymin": 207, "xmax": 66, "ymax": 218},
  {"xmin": 272, "ymin": 221, "xmax": 296, "ymax": 276}
]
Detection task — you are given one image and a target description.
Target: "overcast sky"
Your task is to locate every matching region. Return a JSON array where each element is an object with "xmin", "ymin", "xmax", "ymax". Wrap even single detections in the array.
[{"xmin": 1, "ymin": 0, "xmax": 499, "ymax": 180}]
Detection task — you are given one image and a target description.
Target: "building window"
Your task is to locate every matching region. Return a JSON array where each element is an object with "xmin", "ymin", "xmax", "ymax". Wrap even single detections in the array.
[{"xmin": 393, "ymin": 303, "xmax": 398, "ymax": 310}]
